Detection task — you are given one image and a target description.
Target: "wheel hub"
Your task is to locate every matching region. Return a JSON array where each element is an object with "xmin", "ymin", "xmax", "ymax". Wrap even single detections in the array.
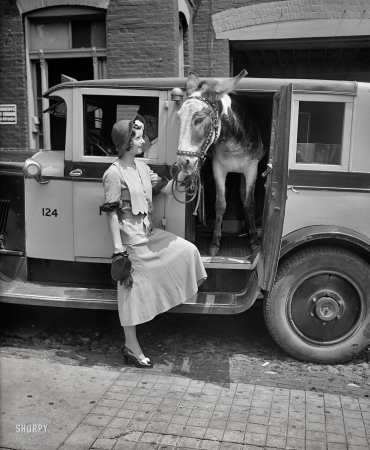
[
  {"xmin": 315, "ymin": 296, "xmax": 340, "ymax": 321},
  {"xmin": 310, "ymin": 291, "xmax": 343, "ymax": 322}
]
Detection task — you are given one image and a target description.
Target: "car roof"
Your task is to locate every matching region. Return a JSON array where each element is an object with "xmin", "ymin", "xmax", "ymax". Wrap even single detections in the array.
[{"xmin": 44, "ymin": 77, "xmax": 358, "ymax": 97}]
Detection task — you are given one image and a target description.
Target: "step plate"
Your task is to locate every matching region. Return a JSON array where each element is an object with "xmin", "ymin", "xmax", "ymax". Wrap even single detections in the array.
[
  {"xmin": 0, "ymin": 280, "xmax": 118, "ymax": 309},
  {"xmin": 0, "ymin": 277, "xmax": 259, "ymax": 313}
]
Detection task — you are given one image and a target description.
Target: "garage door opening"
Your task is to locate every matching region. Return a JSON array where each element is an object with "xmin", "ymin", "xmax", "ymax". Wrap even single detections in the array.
[{"xmin": 231, "ymin": 37, "xmax": 370, "ymax": 82}]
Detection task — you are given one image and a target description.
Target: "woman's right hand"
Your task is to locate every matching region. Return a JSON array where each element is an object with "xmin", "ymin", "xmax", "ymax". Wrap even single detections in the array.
[{"xmin": 177, "ymin": 170, "xmax": 188, "ymax": 182}]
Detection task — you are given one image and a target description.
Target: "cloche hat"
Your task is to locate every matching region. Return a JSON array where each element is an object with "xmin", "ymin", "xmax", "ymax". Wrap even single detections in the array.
[{"xmin": 111, "ymin": 114, "xmax": 145, "ymax": 156}]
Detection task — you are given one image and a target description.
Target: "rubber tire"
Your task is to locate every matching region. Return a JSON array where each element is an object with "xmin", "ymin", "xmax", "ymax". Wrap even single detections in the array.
[{"xmin": 264, "ymin": 246, "xmax": 370, "ymax": 364}]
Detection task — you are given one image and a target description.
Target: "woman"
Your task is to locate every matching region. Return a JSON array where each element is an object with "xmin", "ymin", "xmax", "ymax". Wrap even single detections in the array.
[{"xmin": 101, "ymin": 115, "xmax": 207, "ymax": 368}]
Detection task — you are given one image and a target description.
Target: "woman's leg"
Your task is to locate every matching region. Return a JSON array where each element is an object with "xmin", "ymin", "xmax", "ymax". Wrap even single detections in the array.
[
  {"xmin": 123, "ymin": 325, "xmax": 152, "ymax": 366},
  {"xmin": 123, "ymin": 325, "xmax": 143, "ymax": 356}
]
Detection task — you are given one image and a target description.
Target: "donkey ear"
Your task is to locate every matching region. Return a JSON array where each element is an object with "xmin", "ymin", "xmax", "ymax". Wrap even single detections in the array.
[
  {"xmin": 213, "ymin": 70, "xmax": 248, "ymax": 99},
  {"xmin": 186, "ymin": 72, "xmax": 200, "ymax": 95}
]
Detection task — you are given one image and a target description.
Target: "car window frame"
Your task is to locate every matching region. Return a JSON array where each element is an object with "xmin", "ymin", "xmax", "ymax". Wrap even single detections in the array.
[
  {"xmin": 72, "ymin": 88, "xmax": 162, "ymax": 163},
  {"xmin": 289, "ymin": 93, "xmax": 354, "ymax": 172}
]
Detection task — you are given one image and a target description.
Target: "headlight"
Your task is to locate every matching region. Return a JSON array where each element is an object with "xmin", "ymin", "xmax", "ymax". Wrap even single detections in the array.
[
  {"xmin": 23, "ymin": 159, "xmax": 41, "ymax": 179},
  {"xmin": 23, "ymin": 158, "xmax": 49, "ymax": 184}
]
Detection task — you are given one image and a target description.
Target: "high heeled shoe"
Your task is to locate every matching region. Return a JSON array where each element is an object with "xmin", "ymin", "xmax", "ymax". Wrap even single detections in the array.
[{"xmin": 121, "ymin": 346, "xmax": 153, "ymax": 368}]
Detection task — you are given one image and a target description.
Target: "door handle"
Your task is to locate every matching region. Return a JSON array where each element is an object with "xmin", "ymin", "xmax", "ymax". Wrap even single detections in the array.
[
  {"xmin": 287, "ymin": 186, "xmax": 300, "ymax": 193},
  {"xmin": 69, "ymin": 168, "xmax": 82, "ymax": 177}
]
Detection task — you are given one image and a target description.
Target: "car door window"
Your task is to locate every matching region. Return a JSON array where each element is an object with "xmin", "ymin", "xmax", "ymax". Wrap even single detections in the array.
[
  {"xmin": 296, "ymin": 101, "xmax": 343, "ymax": 165},
  {"xmin": 291, "ymin": 94, "xmax": 353, "ymax": 171},
  {"xmin": 83, "ymin": 95, "xmax": 159, "ymax": 157}
]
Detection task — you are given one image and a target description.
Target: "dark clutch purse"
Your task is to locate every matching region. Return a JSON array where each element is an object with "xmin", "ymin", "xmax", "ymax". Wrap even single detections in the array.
[{"xmin": 111, "ymin": 251, "xmax": 134, "ymax": 290}]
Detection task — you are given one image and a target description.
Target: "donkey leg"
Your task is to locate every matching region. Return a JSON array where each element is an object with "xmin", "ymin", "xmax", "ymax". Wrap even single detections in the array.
[
  {"xmin": 241, "ymin": 161, "xmax": 259, "ymax": 252},
  {"xmin": 209, "ymin": 161, "xmax": 227, "ymax": 257}
]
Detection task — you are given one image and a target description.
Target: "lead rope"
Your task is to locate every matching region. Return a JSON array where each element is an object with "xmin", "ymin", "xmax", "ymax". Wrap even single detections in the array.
[
  {"xmin": 192, "ymin": 177, "xmax": 202, "ymax": 216},
  {"xmin": 170, "ymin": 163, "xmax": 200, "ymax": 204}
]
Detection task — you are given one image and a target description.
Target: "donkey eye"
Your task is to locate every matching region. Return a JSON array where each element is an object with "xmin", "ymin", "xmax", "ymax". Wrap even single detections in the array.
[{"xmin": 194, "ymin": 117, "xmax": 205, "ymax": 125}]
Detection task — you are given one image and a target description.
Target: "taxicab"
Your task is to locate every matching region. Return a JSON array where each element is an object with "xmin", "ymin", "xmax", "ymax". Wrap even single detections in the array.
[{"xmin": 1, "ymin": 76, "xmax": 370, "ymax": 363}]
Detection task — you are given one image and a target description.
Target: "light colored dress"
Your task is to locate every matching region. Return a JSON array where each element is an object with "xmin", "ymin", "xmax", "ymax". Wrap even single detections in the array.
[{"xmin": 102, "ymin": 159, "xmax": 207, "ymax": 326}]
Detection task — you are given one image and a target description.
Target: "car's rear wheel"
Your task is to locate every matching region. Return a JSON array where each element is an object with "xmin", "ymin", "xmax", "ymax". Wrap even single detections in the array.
[{"xmin": 264, "ymin": 246, "xmax": 370, "ymax": 363}]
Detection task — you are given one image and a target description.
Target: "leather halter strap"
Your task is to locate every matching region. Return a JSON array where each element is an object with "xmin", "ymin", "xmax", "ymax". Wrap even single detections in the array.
[{"xmin": 176, "ymin": 95, "xmax": 220, "ymax": 162}]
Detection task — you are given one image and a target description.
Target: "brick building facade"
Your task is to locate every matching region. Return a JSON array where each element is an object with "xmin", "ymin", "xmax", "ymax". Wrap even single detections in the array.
[
  {"xmin": 0, "ymin": 0, "xmax": 369, "ymax": 151},
  {"xmin": 106, "ymin": 0, "xmax": 190, "ymax": 79},
  {"xmin": 0, "ymin": 1, "xmax": 28, "ymax": 149}
]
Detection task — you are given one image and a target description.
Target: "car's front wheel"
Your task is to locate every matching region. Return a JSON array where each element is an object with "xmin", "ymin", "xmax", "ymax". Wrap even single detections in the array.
[{"xmin": 264, "ymin": 246, "xmax": 370, "ymax": 364}]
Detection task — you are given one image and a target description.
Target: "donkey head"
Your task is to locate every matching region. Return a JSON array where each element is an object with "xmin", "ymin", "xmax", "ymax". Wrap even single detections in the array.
[{"xmin": 176, "ymin": 70, "xmax": 247, "ymax": 174}]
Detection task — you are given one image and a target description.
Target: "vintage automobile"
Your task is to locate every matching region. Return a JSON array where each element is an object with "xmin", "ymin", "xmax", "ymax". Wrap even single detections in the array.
[{"xmin": 1, "ymin": 76, "xmax": 370, "ymax": 364}]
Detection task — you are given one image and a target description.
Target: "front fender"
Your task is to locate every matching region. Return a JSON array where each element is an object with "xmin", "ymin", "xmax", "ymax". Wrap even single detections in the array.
[{"xmin": 281, "ymin": 225, "xmax": 370, "ymax": 259}]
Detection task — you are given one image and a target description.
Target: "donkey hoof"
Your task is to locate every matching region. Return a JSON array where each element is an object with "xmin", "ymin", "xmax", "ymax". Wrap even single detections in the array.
[{"xmin": 208, "ymin": 245, "xmax": 219, "ymax": 257}]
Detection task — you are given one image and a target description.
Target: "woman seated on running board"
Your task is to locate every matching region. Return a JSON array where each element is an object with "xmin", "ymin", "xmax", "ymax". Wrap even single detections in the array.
[{"xmin": 101, "ymin": 114, "xmax": 207, "ymax": 368}]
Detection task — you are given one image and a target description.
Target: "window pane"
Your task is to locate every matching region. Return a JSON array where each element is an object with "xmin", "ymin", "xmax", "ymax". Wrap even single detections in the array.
[
  {"xmin": 117, "ymin": 105, "xmax": 140, "ymax": 121},
  {"xmin": 31, "ymin": 22, "xmax": 69, "ymax": 50},
  {"xmin": 296, "ymin": 102, "xmax": 344, "ymax": 165},
  {"xmin": 83, "ymin": 95, "xmax": 159, "ymax": 157},
  {"xmin": 35, "ymin": 63, "xmax": 44, "ymax": 149},
  {"xmin": 178, "ymin": 20, "xmax": 184, "ymax": 77},
  {"xmin": 91, "ymin": 20, "xmax": 106, "ymax": 47},
  {"xmin": 84, "ymin": 101, "xmax": 105, "ymax": 156},
  {"xmin": 48, "ymin": 100, "xmax": 67, "ymax": 150},
  {"xmin": 72, "ymin": 20, "xmax": 91, "ymax": 48}
]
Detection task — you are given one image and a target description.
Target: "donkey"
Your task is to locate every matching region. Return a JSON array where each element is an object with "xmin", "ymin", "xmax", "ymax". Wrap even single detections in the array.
[{"xmin": 176, "ymin": 70, "xmax": 265, "ymax": 256}]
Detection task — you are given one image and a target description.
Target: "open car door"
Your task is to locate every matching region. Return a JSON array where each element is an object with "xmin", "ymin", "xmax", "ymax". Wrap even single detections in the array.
[{"xmin": 257, "ymin": 84, "xmax": 292, "ymax": 291}]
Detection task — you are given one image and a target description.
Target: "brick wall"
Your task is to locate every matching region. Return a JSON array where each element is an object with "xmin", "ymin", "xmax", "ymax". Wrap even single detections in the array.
[
  {"xmin": 107, "ymin": 0, "xmax": 181, "ymax": 78},
  {"xmin": 192, "ymin": 0, "xmax": 275, "ymax": 77},
  {"xmin": 0, "ymin": 1, "xmax": 28, "ymax": 149},
  {"xmin": 213, "ymin": 0, "xmax": 370, "ymax": 35},
  {"xmin": 193, "ymin": 0, "xmax": 369, "ymax": 78}
]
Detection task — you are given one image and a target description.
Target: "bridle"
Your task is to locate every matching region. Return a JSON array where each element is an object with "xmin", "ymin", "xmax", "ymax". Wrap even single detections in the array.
[
  {"xmin": 176, "ymin": 95, "xmax": 220, "ymax": 165},
  {"xmin": 171, "ymin": 95, "xmax": 220, "ymax": 206}
]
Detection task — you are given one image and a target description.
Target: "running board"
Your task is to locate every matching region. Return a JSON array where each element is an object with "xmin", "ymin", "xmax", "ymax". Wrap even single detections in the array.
[
  {"xmin": 0, "ymin": 277, "xmax": 261, "ymax": 313},
  {"xmin": 201, "ymin": 251, "xmax": 259, "ymax": 270},
  {"xmin": 75, "ymin": 253, "xmax": 259, "ymax": 269},
  {"xmin": 0, "ymin": 280, "xmax": 118, "ymax": 309}
]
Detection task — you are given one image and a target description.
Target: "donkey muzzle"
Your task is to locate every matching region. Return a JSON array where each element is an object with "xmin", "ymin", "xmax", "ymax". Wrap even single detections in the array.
[{"xmin": 176, "ymin": 151, "xmax": 200, "ymax": 174}]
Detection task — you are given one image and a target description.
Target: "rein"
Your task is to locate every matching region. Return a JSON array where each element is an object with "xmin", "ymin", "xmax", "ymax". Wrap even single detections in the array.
[{"xmin": 172, "ymin": 95, "xmax": 220, "ymax": 207}]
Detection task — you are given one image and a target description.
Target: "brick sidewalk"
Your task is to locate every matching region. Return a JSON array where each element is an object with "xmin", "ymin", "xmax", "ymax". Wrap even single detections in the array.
[{"xmin": 58, "ymin": 371, "xmax": 370, "ymax": 450}]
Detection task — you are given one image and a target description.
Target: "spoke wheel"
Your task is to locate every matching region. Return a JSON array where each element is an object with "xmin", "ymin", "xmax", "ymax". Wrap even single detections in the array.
[{"xmin": 264, "ymin": 246, "xmax": 370, "ymax": 363}]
